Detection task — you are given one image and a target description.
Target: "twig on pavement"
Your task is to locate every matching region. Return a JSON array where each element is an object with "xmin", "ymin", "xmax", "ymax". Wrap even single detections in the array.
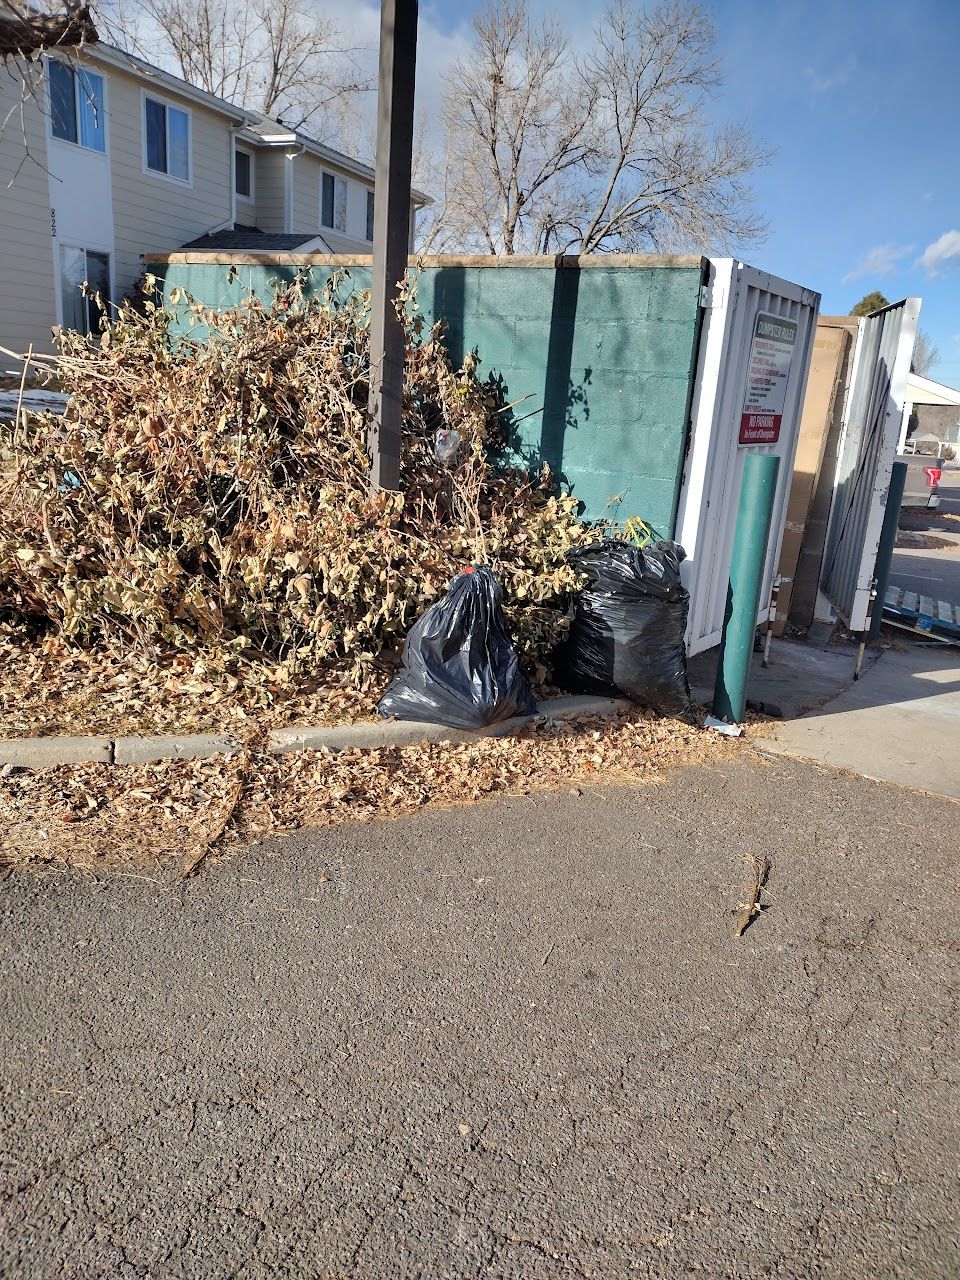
[{"xmin": 735, "ymin": 854, "xmax": 770, "ymax": 937}]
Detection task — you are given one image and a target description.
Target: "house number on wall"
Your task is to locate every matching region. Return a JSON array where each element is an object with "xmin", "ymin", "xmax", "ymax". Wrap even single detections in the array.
[{"xmin": 50, "ymin": 208, "xmax": 57, "ymax": 238}]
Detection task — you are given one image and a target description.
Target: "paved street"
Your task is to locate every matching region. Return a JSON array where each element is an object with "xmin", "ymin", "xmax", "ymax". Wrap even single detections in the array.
[
  {"xmin": 891, "ymin": 464, "xmax": 960, "ymax": 604},
  {"xmin": 2, "ymin": 754, "xmax": 958, "ymax": 1279}
]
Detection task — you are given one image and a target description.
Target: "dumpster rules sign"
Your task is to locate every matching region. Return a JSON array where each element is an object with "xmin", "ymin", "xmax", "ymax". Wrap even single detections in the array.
[{"xmin": 739, "ymin": 312, "xmax": 798, "ymax": 445}]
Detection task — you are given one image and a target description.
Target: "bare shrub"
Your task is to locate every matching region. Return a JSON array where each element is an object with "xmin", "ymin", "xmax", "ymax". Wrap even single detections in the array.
[{"xmin": 0, "ymin": 276, "xmax": 594, "ymax": 689}]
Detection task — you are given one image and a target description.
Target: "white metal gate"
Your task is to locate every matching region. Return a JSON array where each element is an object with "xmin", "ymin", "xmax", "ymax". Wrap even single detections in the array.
[
  {"xmin": 820, "ymin": 299, "xmax": 920, "ymax": 632},
  {"xmin": 675, "ymin": 259, "xmax": 820, "ymax": 655}
]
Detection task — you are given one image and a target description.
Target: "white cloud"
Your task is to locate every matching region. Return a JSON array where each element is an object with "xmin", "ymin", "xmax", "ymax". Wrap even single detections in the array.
[
  {"xmin": 804, "ymin": 55, "xmax": 858, "ymax": 96},
  {"xmin": 917, "ymin": 230, "xmax": 960, "ymax": 278},
  {"xmin": 841, "ymin": 243, "xmax": 914, "ymax": 285}
]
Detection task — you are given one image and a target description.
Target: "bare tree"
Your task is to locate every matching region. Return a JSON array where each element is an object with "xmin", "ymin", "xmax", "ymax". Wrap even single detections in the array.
[
  {"xmin": 433, "ymin": 0, "xmax": 770, "ymax": 256},
  {"xmin": 911, "ymin": 329, "xmax": 939, "ymax": 378},
  {"xmin": 96, "ymin": 0, "xmax": 368, "ymax": 135}
]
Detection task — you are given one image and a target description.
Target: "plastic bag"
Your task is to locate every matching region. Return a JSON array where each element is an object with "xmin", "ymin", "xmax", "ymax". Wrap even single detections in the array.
[
  {"xmin": 377, "ymin": 566, "xmax": 536, "ymax": 729},
  {"xmin": 556, "ymin": 539, "xmax": 694, "ymax": 718},
  {"xmin": 434, "ymin": 428, "xmax": 462, "ymax": 466}
]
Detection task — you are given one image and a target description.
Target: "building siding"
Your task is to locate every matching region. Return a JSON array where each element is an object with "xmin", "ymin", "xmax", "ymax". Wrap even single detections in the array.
[
  {"xmin": 1, "ymin": 50, "xmax": 422, "ymax": 357},
  {"xmin": 0, "ymin": 66, "xmax": 58, "ymax": 357},
  {"xmin": 254, "ymin": 149, "xmax": 286, "ymax": 233},
  {"xmin": 298, "ymin": 152, "xmax": 374, "ymax": 252},
  {"xmin": 106, "ymin": 65, "xmax": 234, "ymax": 302},
  {"xmin": 236, "ymin": 192, "xmax": 257, "ymax": 224},
  {"xmin": 293, "ymin": 154, "xmax": 317, "ymax": 233}
]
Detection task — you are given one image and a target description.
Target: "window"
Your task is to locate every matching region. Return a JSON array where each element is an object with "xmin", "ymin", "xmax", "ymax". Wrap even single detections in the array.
[
  {"xmin": 48, "ymin": 61, "xmax": 105, "ymax": 152},
  {"xmin": 235, "ymin": 148, "xmax": 253, "ymax": 199},
  {"xmin": 144, "ymin": 95, "xmax": 190, "ymax": 181},
  {"xmin": 60, "ymin": 246, "xmax": 110, "ymax": 335},
  {"xmin": 321, "ymin": 171, "xmax": 347, "ymax": 233},
  {"xmin": 366, "ymin": 189, "xmax": 375, "ymax": 242}
]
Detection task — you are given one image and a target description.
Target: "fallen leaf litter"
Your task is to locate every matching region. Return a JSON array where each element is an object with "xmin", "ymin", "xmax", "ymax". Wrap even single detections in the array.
[{"xmin": 0, "ymin": 709, "xmax": 740, "ymax": 875}]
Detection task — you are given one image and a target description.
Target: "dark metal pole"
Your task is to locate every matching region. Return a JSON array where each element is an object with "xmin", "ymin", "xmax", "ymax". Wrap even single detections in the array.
[{"xmin": 367, "ymin": 0, "xmax": 419, "ymax": 493}]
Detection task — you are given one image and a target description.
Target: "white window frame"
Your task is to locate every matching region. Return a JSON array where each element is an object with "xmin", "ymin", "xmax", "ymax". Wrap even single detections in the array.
[
  {"xmin": 141, "ymin": 90, "xmax": 192, "ymax": 186},
  {"xmin": 365, "ymin": 188, "xmax": 375, "ymax": 242},
  {"xmin": 46, "ymin": 58, "xmax": 108, "ymax": 155},
  {"xmin": 234, "ymin": 145, "xmax": 255, "ymax": 202},
  {"xmin": 320, "ymin": 170, "xmax": 347, "ymax": 234},
  {"xmin": 55, "ymin": 243, "xmax": 114, "ymax": 334}
]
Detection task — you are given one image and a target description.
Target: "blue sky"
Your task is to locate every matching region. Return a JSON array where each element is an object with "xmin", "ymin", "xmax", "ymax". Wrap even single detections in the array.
[
  {"xmin": 705, "ymin": 0, "xmax": 960, "ymax": 384},
  {"xmin": 335, "ymin": 0, "xmax": 960, "ymax": 383}
]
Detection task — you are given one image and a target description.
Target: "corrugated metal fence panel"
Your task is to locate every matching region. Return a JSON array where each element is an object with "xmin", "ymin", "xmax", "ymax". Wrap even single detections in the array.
[
  {"xmin": 676, "ymin": 260, "xmax": 820, "ymax": 655},
  {"xmin": 821, "ymin": 298, "xmax": 920, "ymax": 632}
]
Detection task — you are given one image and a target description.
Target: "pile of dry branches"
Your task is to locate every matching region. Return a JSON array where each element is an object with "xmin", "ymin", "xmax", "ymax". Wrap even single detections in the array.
[
  {"xmin": 0, "ymin": 278, "xmax": 594, "ymax": 698},
  {"xmin": 0, "ymin": 1, "xmax": 96, "ymax": 60}
]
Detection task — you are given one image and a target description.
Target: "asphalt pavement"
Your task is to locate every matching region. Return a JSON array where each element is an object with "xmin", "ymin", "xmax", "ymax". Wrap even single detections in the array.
[
  {"xmin": 890, "ymin": 463, "xmax": 960, "ymax": 603},
  {"xmin": 2, "ymin": 754, "xmax": 958, "ymax": 1279}
]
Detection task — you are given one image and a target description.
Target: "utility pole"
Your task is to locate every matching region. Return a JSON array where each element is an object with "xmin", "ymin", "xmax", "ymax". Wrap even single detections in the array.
[{"xmin": 367, "ymin": 0, "xmax": 419, "ymax": 493}]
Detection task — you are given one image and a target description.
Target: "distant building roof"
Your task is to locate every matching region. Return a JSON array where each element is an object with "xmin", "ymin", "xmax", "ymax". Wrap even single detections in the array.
[
  {"xmin": 83, "ymin": 44, "xmax": 431, "ymax": 204},
  {"xmin": 181, "ymin": 227, "xmax": 333, "ymax": 252},
  {"xmin": 905, "ymin": 371, "xmax": 960, "ymax": 407}
]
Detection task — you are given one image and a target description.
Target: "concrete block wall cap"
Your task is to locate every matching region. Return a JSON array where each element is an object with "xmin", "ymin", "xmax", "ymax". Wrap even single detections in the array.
[
  {"xmin": 0, "ymin": 736, "xmax": 113, "ymax": 768},
  {"xmin": 113, "ymin": 733, "xmax": 242, "ymax": 765},
  {"xmin": 145, "ymin": 251, "xmax": 706, "ymax": 271}
]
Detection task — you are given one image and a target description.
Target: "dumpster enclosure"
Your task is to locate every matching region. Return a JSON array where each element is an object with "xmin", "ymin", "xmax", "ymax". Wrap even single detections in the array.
[
  {"xmin": 773, "ymin": 316, "xmax": 859, "ymax": 635},
  {"xmin": 775, "ymin": 301, "xmax": 921, "ymax": 637},
  {"xmin": 145, "ymin": 251, "xmax": 820, "ymax": 653},
  {"xmin": 675, "ymin": 259, "xmax": 819, "ymax": 654}
]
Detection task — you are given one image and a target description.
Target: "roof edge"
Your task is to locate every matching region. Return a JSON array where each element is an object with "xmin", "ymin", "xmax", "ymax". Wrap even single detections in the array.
[
  {"xmin": 907, "ymin": 371, "xmax": 960, "ymax": 403},
  {"xmin": 69, "ymin": 43, "xmax": 431, "ymax": 202}
]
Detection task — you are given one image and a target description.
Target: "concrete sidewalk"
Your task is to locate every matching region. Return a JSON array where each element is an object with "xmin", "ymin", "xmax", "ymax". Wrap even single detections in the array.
[
  {"xmin": 758, "ymin": 642, "xmax": 960, "ymax": 800},
  {"xmin": 688, "ymin": 635, "xmax": 869, "ymax": 720}
]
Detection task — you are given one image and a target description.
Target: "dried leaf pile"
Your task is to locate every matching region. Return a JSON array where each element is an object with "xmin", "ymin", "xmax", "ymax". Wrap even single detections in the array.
[
  {"xmin": 0, "ymin": 709, "xmax": 737, "ymax": 874},
  {"xmin": 0, "ymin": 625, "xmax": 390, "ymax": 736},
  {"xmin": 1, "ymin": 275, "xmax": 595, "ymax": 733}
]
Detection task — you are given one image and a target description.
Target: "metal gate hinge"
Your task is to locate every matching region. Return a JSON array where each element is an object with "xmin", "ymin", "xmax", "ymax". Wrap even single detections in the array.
[{"xmin": 699, "ymin": 284, "xmax": 724, "ymax": 309}]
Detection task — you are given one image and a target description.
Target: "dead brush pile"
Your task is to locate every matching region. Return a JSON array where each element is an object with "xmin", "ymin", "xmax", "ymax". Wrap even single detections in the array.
[{"xmin": 0, "ymin": 278, "xmax": 595, "ymax": 716}]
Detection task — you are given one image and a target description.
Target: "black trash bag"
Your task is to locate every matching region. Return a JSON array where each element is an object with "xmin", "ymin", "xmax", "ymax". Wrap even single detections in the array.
[
  {"xmin": 377, "ymin": 566, "xmax": 536, "ymax": 729},
  {"xmin": 556, "ymin": 539, "xmax": 694, "ymax": 718}
]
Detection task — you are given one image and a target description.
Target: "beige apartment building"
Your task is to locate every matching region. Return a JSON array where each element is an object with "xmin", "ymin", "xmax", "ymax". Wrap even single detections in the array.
[{"xmin": 0, "ymin": 42, "xmax": 429, "ymax": 359}]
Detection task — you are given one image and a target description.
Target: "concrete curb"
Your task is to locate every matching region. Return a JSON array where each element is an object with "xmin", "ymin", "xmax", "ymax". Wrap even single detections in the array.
[
  {"xmin": 0, "ymin": 736, "xmax": 114, "ymax": 768},
  {"xmin": 0, "ymin": 695, "xmax": 631, "ymax": 770}
]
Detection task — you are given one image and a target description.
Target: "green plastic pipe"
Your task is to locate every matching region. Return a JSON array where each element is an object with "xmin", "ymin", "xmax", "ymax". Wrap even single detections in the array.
[
  {"xmin": 868, "ymin": 460, "xmax": 908, "ymax": 640},
  {"xmin": 713, "ymin": 452, "xmax": 781, "ymax": 725}
]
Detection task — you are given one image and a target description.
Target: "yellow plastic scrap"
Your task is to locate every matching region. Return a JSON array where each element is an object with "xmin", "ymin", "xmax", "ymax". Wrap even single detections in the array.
[{"xmin": 623, "ymin": 516, "xmax": 653, "ymax": 548}]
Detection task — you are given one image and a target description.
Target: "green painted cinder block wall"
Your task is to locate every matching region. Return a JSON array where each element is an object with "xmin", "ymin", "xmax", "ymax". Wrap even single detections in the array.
[{"xmin": 149, "ymin": 258, "xmax": 706, "ymax": 530}]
